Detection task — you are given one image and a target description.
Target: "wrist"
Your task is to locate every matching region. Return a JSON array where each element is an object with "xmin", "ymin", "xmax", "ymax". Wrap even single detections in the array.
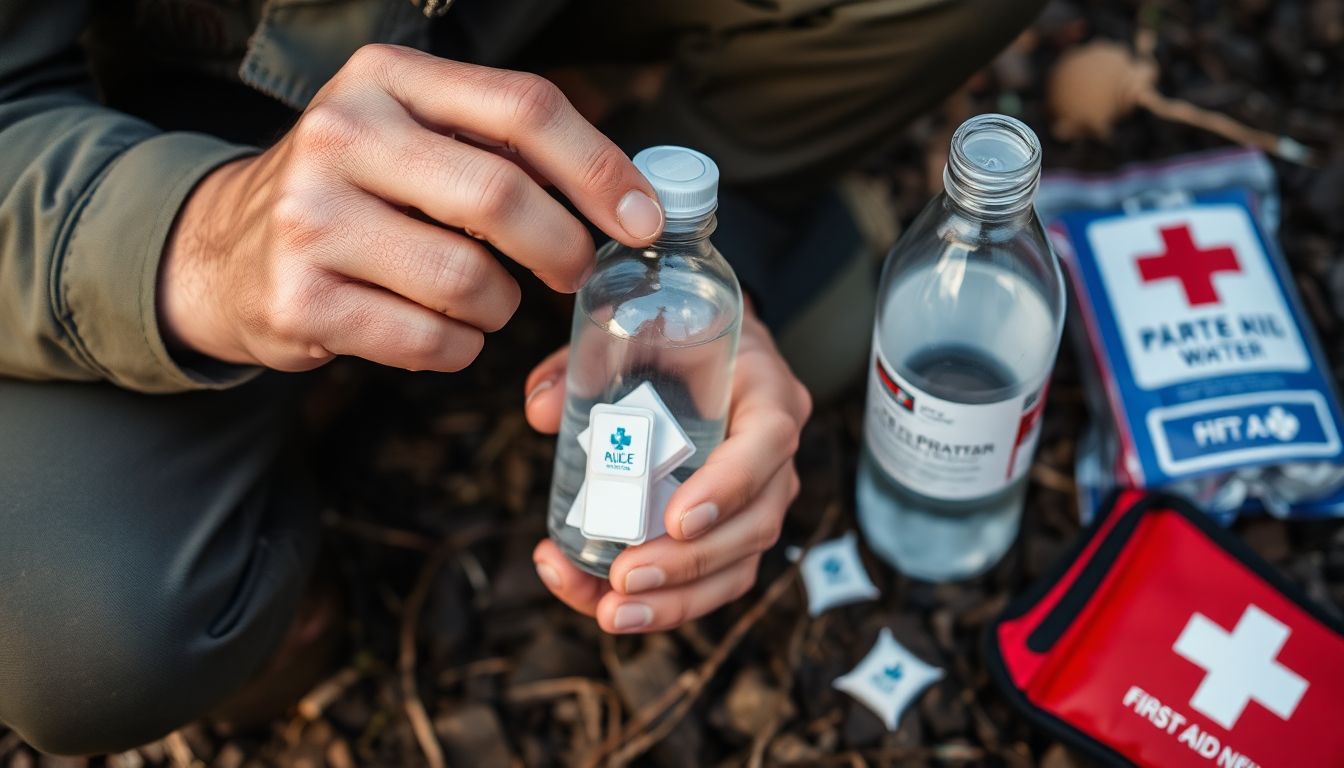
[{"xmin": 158, "ymin": 156, "xmax": 255, "ymax": 365}]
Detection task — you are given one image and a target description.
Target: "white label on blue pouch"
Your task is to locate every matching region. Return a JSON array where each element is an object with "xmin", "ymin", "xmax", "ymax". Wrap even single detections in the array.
[{"xmin": 1086, "ymin": 205, "xmax": 1310, "ymax": 389}]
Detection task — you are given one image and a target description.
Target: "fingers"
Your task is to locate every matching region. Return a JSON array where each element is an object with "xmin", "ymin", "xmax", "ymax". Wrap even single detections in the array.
[
  {"xmin": 609, "ymin": 464, "xmax": 795, "ymax": 594},
  {"xmin": 348, "ymin": 45, "xmax": 664, "ymax": 247},
  {"xmin": 299, "ymin": 281, "xmax": 485, "ymax": 372},
  {"xmin": 524, "ymin": 347, "xmax": 569, "ymax": 434},
  {"xmin": 533, "ymin": 539, "xmax": 608, "ymax": 617},
  {"xmin": 325, "ymin": 201, "xmax": 520, "ymax": 332},
  {"xmin": 594, "ymin": 557, "xmax": 760, "ymax": 633},
  {"xmin": 338, "ymin": 116, "xmax": 596, "ymax": 292},
  {"xmin": 663, "ymin": 325, "xmax": 812, "ymax": 539}
]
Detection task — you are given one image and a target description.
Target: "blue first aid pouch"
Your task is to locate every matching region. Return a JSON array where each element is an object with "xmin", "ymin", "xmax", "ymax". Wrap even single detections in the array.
[{"xmin": 1035, "ymin": 149, "xmax": 1344, "ymax": 523}]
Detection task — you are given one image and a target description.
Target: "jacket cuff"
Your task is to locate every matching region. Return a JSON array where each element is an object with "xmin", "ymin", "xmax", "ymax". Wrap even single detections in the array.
[{"xmin": 62, "ymin": 131, "xmax": 261, "ymax": 393}]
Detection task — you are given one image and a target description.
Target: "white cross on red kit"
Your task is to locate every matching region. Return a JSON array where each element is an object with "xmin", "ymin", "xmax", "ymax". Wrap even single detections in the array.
[{"xmin": 1173, "ymin": 604, "xmax": 1309, "ymax": 730}]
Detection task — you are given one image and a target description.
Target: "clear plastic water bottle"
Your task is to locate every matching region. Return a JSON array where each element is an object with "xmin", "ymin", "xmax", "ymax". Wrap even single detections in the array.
[
  {"xmin": 856, "ymin": 114, "xmax": 1065, "ymax": 582},
  {"xmin": 548, "ymin": 146, "xmax": 742, "ymax": 578}
]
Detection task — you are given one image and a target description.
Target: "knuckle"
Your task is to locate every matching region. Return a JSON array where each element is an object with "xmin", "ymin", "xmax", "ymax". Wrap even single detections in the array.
[
  {"xmin": 763, "ymin": 412, "xmax": 801, "ymax": 457},
  {"xmin": 438, "ymin": 329, "xmax": 485, "ymax": 372},
  {"xmin": 686, "ymin": 547, "xmax": 714, "ymax": 583},
  {"xmin": 492, "ymin": 278, "xmax": 523, "ymax": 332},
  {"xmin": 265, "ymin": 274, "xmax": 321, "ymax": 343},
  {"xmin": 271, "ymin": 189, "xmax": 331, "ymax": 251},
  {"xmin": 577, "ymin": 144, "xmax": 630, "ymax": 199},
  {"xmin": 470, "ymin": 155, "xmax": 527, "ymax": 224},
  {"xmin": 501, "ymin": 73, "xmax": 567, "ymax": 131},
  {"xmin": 755, "ymin": 519, "xmax": 783, "ymax": 553},
  {"xmin": 346, "ymin": 43, "xmax": 405, "ymax": 77},
  {"xmin": 426, "ymin": 241, "xmax": 484, "ymax": 308},
  {"xmin": 399, "ymin": 323, "xmax": 445, "ymax": 367},
  {"xmin": 795, "ymin": 383, "xmax": 814, "ymax": 421},
  {"xmin": 295, "ymin": 103, "xmax": 365, "ymax": 156}
]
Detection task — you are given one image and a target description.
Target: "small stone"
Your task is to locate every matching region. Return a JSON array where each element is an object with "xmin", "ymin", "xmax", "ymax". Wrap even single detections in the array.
[
  {"xmin": 833, "ymin": 628, "xmax": 944, "ymax": 731},
  {"xmin": 723, "ymin": 667, "xmax": 792, "ymax": 737},
  {"xmin": 768, "ymin": 732, "xmax": 822, "ymax": 764}
]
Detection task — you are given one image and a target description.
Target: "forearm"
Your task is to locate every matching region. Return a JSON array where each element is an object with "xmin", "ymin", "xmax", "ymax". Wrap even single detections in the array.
[{"xmin": 0, "ymin": 0, "xmax": 257, "ymax": 392}]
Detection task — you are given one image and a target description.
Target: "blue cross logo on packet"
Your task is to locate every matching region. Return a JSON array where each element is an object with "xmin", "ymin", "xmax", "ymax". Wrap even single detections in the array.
[
  {"xmin": 1043, "ymin": 151, "xmax": 1344, "ymax": 496},
  {"xmin": 610, "ymin": 427, "xmax": 633, "ymax": 449}
]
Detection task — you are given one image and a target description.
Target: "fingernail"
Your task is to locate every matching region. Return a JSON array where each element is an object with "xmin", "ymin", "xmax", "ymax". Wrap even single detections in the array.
[
  {"xmin": 616, "ymin": 190, "xmax": 663, "ymax": 241},
  {"xmin": 679, "ymin": 502, "xmax": 719, "ymax": 539},
  {"xmin": 624, "ymin": 566, "xmax": 666, "ymax": 594},
  {"xmin": 525, "ymin": 377, "xmax": 555, "ymax": 407},
  {"xmin": 535, "ymin": 561, "xmax": 561, "ymax": 589},
  {"xmin": 612, "ymin": 603, "xmax": 654, "ymax": 631}
]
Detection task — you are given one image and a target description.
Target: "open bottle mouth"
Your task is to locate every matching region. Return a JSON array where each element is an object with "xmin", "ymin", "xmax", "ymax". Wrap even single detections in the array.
[{"xmin": 943, "ymin": 114, "xmax": 1042, "ymax": 218}]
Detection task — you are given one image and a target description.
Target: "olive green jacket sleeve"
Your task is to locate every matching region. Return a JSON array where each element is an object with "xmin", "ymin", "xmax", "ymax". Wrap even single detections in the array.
[{"xmin": 0, "ymin": 0, "xmax": 259, "ymax": 393}]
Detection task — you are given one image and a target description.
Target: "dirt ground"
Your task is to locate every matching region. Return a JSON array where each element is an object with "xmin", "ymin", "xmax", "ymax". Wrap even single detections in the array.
[{"xmin": 4, "ymin": 0, "xmax": 1344, "ymax": 766}]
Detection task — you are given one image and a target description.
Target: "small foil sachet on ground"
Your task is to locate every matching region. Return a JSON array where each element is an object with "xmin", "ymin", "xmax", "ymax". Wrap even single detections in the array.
[
  {"xmin": 794, "ymin": 532, "xmax": 880, "ymax": 617},
  {"xmin": 834, "ymin": 627, "xmax": 944, "ymax": 730},
  {"xmin": 1036, "ymin": 148, "xmax": 1344, "ymax": 523}
]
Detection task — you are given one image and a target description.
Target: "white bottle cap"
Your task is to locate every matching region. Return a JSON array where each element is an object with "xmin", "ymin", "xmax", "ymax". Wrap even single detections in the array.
[{"xmin": 633, "ymin": 145, "xmax": 719, "ymax": 220}]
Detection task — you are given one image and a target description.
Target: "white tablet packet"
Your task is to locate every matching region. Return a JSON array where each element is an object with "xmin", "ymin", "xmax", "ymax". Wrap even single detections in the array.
[
  {"xmin": 798, "ymin": 532, "xmax": 881, "ymax": 617},
  {"xmin": 833, "ymin": 628, "xmax": 944, "ymax": 730},
  {"xmin": 577, "ymin": 382, "xmax": 695, "ymax": 479},
  {"xmin": 568, "ymin": 382, "xmax": 696, "ymax": 545},
  {"xmin": 566, "ymin": 475, "xmax": 679, "ymax": 540},
  {"xmin": 580, "ymin": 404, "xmax": 657, "ymax": 542}
]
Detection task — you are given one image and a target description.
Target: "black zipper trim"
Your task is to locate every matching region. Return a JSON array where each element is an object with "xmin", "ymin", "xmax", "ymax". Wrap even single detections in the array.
[{"xmin": 1026, "ymin": 495, "xmax": 1152, "ymax": 653}]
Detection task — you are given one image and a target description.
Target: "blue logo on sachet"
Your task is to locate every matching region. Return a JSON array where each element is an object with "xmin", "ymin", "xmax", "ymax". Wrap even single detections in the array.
[
  {"xmin": 610, "ymin": 427, "xmax": 632, "ymax": 450},
  {"xmin": 871, "ymin": 663, "xmax": 904, "ymax": 694},
  {"xmin": 822, "ymin": 556, "xmax": 845, "ymax": 583}
]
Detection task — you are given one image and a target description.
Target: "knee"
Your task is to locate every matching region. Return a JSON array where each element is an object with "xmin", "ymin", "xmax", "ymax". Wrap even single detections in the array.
[
  {"xmin": 0, "ymin": 590, "xmax": 239, "ymax": 755},
  {"xmin": 0, "ymin": 551, "xmax": 302, "ymax": 755}
]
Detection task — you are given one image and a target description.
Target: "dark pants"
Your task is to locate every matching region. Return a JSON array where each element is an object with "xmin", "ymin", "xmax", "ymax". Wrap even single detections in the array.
[
  {"xmin": 0, "ymin": 0, "xmax": 1045, "ymax": 754},
  {"xmin": 0, "ymin": 376, "xmax": 317, "ymax": 754}
]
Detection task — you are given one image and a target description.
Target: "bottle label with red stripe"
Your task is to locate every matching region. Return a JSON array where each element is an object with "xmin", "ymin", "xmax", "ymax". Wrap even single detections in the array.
[{"xmin": 864, "ymin": 347, "xmax": 1046, "ymax": 500}]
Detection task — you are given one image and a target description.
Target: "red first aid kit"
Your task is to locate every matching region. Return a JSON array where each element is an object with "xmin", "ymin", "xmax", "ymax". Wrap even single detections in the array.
[{"xmin": 987, "ymin": 491, "xmax": 1344, "ymax": 767}]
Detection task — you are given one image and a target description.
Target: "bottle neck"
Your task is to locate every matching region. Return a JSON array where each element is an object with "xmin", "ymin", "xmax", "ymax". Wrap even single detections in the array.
[
  {"xmin": 941, "ymin": 114, "xmax": 1041, "ymax": 221},
  {"xmin": 654, "ymin": 212, "xmax": 717, "ymax": 246}
]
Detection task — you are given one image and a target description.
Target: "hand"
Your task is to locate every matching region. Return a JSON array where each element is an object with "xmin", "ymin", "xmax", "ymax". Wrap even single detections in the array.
[
  {"xmin": 526, "ymin": 310, "xmax": 812, "ymax": 633},
  {"xmin": 159, "ymin": 45, "xmax": 664, "ymax": 373}
]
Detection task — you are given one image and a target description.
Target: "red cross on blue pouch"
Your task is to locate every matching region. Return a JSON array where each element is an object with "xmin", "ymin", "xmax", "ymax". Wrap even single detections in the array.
[{"xmin": 1136, "ymin": 225, "xmax": 1241, "ymax": 306}]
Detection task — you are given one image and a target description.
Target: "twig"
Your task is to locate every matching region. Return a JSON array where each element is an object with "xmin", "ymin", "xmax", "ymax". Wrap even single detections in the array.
[
  {"xmin": 505, "ymin": 676, "xmax": 610, "ymax": 703},
  {"xmin": 1136, "ymin": 89, "xmax": 1316, "ymax": 165},
  {"xmin": 602, "ymin": 500, "xmax": 844, "ymax": 766},
  {"xmin": 164, "ymin": 732, "xmax": 195, "ymax": 768},
  {"xmin": 399, "ymin": 544, "xmax": 453, "ymax": 768},
  {"xmin": 437, "ymin": 656, "xmax": 513, "ymax": 688},
  {"xmin": 322, "ymin": 512, "xmax": 438, "ymax": 552},
  {"xmin": 298, "ymin": 665, "xmax": 362, "ymax": 721},
  {"xmin": 504, "ymin": 677, "xmax": 622, "ymax": 768},
  {"xmin": 1030, "ymin": 462, "xmax": 1076, "ymax": 495}
]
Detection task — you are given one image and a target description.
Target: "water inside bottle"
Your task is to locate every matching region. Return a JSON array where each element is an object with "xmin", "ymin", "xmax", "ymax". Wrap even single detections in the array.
[
  {"xmin": 858, "ymin": 261, "xmax": 1055, "ymax": 581},
  {"xmin": 549, "ymin": 246, "xmax": 739, "ymax": 577}
]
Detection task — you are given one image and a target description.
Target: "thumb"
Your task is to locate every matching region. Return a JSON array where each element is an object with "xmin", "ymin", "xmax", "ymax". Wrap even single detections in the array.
[{"xmin": 525, "ymin": 347, "xmax": 569, "ymax": 434}]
